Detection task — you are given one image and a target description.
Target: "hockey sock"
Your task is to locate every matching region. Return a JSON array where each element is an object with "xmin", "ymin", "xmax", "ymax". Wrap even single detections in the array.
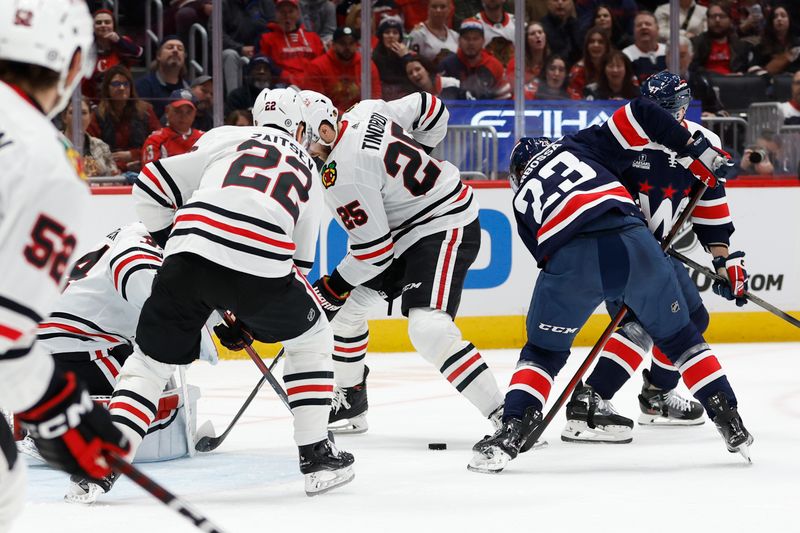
[
  {"xmin": 109, "ymin": 348, "xmax": 176, "ymax": 459},
  {"xmin": 675, "ymin": 345, "xmax": 737, "ymax": 416},
  {"xmin": 646, "ymin": 347, "xmax": 681, "ymax": 391},
  {"xmin": 282, "ymin": 319, "xmax": 335, "ymax": 446},
  {"xmin": 585, "ymin": 331, "xmax": 646, "ymax": 400},
  {"xmin": 505, "ymin": 363, "xmax": 552, "ymax": 419},
  {"xmin": 332, "ymin": 330, "xmax": 368, "ymax": 388}
]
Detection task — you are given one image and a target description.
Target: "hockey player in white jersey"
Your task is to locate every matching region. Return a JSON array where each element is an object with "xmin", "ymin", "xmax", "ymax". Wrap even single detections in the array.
[
  {"xmin": 0, "ymin": 1, "xmax": 129, "ymax": 529},
  {"xmin": 302, "ymin": 90, "xmax": 505, "ymax": 434},
  {"xmin": 92, "ymin": 88, "xmax": 354, "ymax": 499}
]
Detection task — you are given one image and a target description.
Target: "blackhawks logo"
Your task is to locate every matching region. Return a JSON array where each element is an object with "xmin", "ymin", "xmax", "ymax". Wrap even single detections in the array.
[
  {"xmin": 321, "ymin": 161, "xmax": 337, "ymax": 188},
  {"xmin": 60, "ymin": 136, "xmax": 87, "ymax": 181}
]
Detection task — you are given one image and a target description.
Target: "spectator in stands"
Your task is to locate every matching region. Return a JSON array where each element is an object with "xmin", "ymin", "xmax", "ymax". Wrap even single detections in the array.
[
  {"xmin": 778, "ymin": 70, "xmax": 800, "ymax": 124},
  {"xmin": 541, "ymin": 0, "xmax": 582, "ymax": 65},
  {"xmin": 454, "ymin": 0, "xmax": 483, "ymax": 28},
  {"xmin": 142, "ymin": 89, "xmax": 204, "ymax": 166},
  {"xmin": 342, "ymin": 5, "xmax": 379, "ymax": 49},
  {"xmin": 304, "ymin": 27, "xmax": 381, "ymax": 112},
  {"xmin": 301, "ymin": 0, "xmax": 337, "ymax": 46},
  {"xmin": 691, "ymin": 2, "xmax": 754, "ymax": 75},
  {"xmin": 727, "ymin": 1, "xmax": 766, "ymax": 42},
  {"xmin": 668, "ymin": 35, "xmax": 727, "ymax": 116},
  {"xmin": 753, "ymin": 5, "xmax": 800, "ymax": 76},
  {"xmin": 404, "ymin": 55, "xmax": 469, "ymax": 99},
  {"xmin": 584, "ymin": 49, "xmax": 639, "ymax": 99},
  {"xmin": 83, "ymin": 9, "xmax": 143, "ymax": 101},
  {"xmin": 438, "ymin": 19, "xmax": 511, "ymax": 99},
  {"xmin": 576, "ymin": 0, "xmax": 638, "ymax": 38},
  {"xmin": 89, "ymin": 65, "xmax": 161, "ymax": 174},
  {"xmin": 218, "ymin": 0, "xmax": 274, "ymax": 96},
  {"xmin": 337, "ymin": 0, "xmax": 400, "ymax": 29},
  {"xmin": 372, "ymin": 16, "xmax": 417, "ymax": 100},
  {"xmin": 183, "ymin": 75, "xmax": 213, "ymax": 131},
  {"xmin": 623, "ymin": 11, "xmax": 666, "ymax": 83},
  {"xmin": 397, "ymin": 0, "xmax": 429, "ymax": 32},
  {"xmin": 165, "ymin": 0, "xmax": 214, "ymax": 47},
  {"xmin": 135, "ymin": 36, "xmax": 190, "ymax": 117},
  {"xmin": 408, "ymin": 0, "xmax": 459, "ymax": 66},
  {"xmin": 259, "ymin": 0, "xmax": 325, "ymax": 87},
  {"xmin": 225, "ymin": 55, "xmax": 284, "ymax": 115},
  {"xmin": 225, "ymin": 109, "xmax": 254, "ymax": 126},
  {"xmin": 523, "ymin": 22, "xmax": 551, "ymax": 83},
  {"xmin": 592, "ymin": 4, "xmax": 633, "ymax": 50},
  {"xmin": 740, "ymin": 131, "xmax": 790, "ymax": 175},
  {"xmin": 654, "ymin": 0, "xmax": 707, "ymax": 42},
  {"xmin": 525, "ymin": 54, "xmax": 570, "ymax": 100},
  {"xmin": 475, "ymin": 0, "xmax": 516, "ymax": 67},
  {"xmin": 62, "ymin": 98, "xmax": 118, "ymax": 177},
  {"xmin": 567, "ymin": 26, "xmax": 611, "ymax": 99}
]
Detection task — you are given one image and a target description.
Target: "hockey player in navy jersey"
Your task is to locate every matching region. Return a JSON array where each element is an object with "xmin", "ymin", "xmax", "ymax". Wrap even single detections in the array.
[
  {"xmin": 562, "ymin": 72, "xmax": 751, "ymax": 443},
  {"xmin": 468, "ymin": 88, "xmax": 752, "ymax": 474}
]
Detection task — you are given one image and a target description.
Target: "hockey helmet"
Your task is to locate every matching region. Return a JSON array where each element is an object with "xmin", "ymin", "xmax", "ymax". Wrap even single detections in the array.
[
  {"xmin": 641, "ymin": 71, "xmax": 692, "ymax": 121},
  {"xmin": 300, "ymin": 90, "xmax": 339, "ymax": 146},
  {"xmin": 0, "ymin": 0, "xmax": 96, "ymax": 118},
  {"xmin": 253, "ymin": 87, "xmax": 306, "ymax": 139},
  {"xmin": 509, "ymin": 137, "xmax": 551, "ymax": 192}
]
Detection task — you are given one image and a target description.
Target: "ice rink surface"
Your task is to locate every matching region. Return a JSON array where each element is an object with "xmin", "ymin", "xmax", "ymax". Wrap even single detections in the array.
[{"xmin": 15, "ymin": 342, "xmax": 799, "ymax": 533}]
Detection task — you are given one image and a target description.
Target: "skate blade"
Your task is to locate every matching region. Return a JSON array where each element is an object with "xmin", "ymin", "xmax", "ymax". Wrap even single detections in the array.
[
  {"xmin": 561, "ymin": 421, "xmax": 632, "ymax": 444},
  {"xmin": 16, "ymin": 438, "xmax": 46, "ymax": 465},
  {"xmin": 730, "ymin": 435, "xmax": 754, "ymax": 464},
  {"xmin": 304, "ymin": 466, "xmax": 355, "ymax": 496},
  {"xmin": 638, "ymin": 413, "xmax": 704, "ymax": 426},
  {"xmin": 328, "ymin": 414, "xmax": 368, "ymax": 434},
  {"xmin": 64, "ymin": 482, "xmax": 104, "ymax": 505},
  {"xmin": 466, "ymin": 447, "xmax": 511, "ymax": 474}
]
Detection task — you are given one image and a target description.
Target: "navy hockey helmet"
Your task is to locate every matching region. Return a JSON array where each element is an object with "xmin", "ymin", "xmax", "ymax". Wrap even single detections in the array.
[
  {"xmin": 641, "ymin": 71, "xmax": 692, "ymax": 121},
  {"xmin": 509, "ymin": 137, "xmax": 551, "ymax": 192}
]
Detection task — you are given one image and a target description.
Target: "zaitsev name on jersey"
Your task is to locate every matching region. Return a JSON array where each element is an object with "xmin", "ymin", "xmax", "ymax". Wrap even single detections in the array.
[
  {"xmin": 37, "ymin": 223, "xmax": 162, "ymax": 356},
  {"xmin": 322, "ymin": 92, "xmax": 478, "ymax": 288},
  {"xmin": 133, "ymin": 125, "xmax": 321, "ymax": 278},
  {"xmin": 0, "ymin": 81, "xmax": 90, "ymax": 413},
  {"xmin": 622, "ymin": 120, "xmax": 734, "ymax": 248},
  {"xmin": 513, "ymin": 97, "xmax": 698, "ymax": 266}
]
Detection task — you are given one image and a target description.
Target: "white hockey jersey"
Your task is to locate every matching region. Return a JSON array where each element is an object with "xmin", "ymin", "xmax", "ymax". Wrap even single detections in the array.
[
  {"xmin": 0, "ymin": 81, "xmax": 90, "ymax": 412},
  {"xmin": 37, "ymin": 223, "xmax": 162, "ymax": 355},
  {"xmin": 133, "ymin": 125, "xmax": 322, "ymax": 278},
  {"xmin": 321, "ymin": 92, "xmax": 479, "ymax": 287}
]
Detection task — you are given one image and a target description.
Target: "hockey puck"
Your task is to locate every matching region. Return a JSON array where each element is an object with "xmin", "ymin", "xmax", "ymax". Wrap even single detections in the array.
[{"xmin": 428, "ymin": 442, "xmax": 447, "ymax": 450}]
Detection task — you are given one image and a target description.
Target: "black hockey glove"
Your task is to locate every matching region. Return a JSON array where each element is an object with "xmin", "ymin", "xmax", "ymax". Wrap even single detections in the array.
[
  {"xmin": 17, "ymin": 370, "xmax": 129, "ymax": 479},
  {"xmin": 681, "ymin": 131, "xmax": 734, "ymax": 188},
  {"xmin": 312, "ymin": 275, "xmax": 349, "ymax": 321},
  {"xmin": 214, "ymin": 316, "xmax": 254, "ymax": 351},
  {"xmin": 712, "ymin": 251, "xmax": 748, "ymax": 307}
]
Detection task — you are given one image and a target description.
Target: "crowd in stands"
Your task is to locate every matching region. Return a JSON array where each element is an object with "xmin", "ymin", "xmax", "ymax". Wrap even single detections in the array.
[{"xmin": 74, "ymin": 0, "xmax": 800, "ymax": 179}]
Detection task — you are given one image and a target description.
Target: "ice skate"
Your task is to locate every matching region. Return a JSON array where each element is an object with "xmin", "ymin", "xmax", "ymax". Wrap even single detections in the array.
[
  {"xmin": 707, "ymin": 392, "xmax": 753, "ymax": 463},
  {"xmin": 328, "ymin": 366, "xmax": 369, "ymax": 434},
  {"xmin": 16, "ymin": 435, "xmax": 46, "ymax": 465},
  {"xmin": 638, "ymin": 369, "xmax": 704, "ymax": 426},
  {"xmin": 468, "ymin": 407, "xmax": 543, "ymax": 474},
  {"xmin": 561, "ymin": 384, "xmax": 633, "ymax": 443},
  {"xmin": 488, "ymin": 403, "xmax": 504, "ymax": 431},
  {"xmin": 299, "ymin": 439, "xmax": 355, "ymax": 496},
  {"xmin": 64, "ymin": 472, "xmax": 120, "ymax": 504}
]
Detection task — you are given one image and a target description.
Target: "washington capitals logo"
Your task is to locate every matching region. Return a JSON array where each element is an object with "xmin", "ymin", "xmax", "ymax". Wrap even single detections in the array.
[{"xmin": 321, "ymin": 161, "xmax": 337, "ymax": 188}]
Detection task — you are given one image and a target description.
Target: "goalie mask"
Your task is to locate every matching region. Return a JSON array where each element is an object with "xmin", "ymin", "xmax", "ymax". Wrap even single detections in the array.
[
  {"xmin": 509, "ymin": 137, "xmax": 552, "ymax": 193},
  {"xmin": 300, "ymin": 90, "xmax": 339, "ymax": 146}
]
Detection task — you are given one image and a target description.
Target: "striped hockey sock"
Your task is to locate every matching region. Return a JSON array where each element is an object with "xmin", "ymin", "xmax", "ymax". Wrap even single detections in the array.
[
  {"xmin": 439, "ymin": 342, "xmax": 503, "ymax": 417},
  {"xmin": 647, "ymin": 346, "xmax": 682, "ymax": 391},
  {"xmin": 677, "ymin": 345, "xmax": 737, "ymax": 416},
  {"xmin": 332, "ymin": 330, "xmax": 368, "ymax": 388},
  {"xmin": 586, "ymin": 331, "xmax": 646, "ymax": 399},
  {"xmin": 283, "ymin": 353, "xmax": 335, "ymax": 446},
  {"xmin": 505, "ymin": 364, "xmax": 554, "ymax": 419}
]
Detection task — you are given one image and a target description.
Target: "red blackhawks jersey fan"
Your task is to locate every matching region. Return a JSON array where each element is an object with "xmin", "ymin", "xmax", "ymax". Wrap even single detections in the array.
[{"xmin": 302, "ymin": 90, "xmax": 505, "ymax": 435}]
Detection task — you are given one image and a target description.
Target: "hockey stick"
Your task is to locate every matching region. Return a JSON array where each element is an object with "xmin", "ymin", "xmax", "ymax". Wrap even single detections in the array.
[
  {"xmin": 195, "ymin": 349, "xmax": 285, "ymax": 452},
  {"xmin": 668, "ymin": 249, "xmax": 800, "ymax": 328},
  {"xmin": 520, "ymin": 184, "xmax": 709, "ymax": 452},
  {"xmin": 106, "ymin": 453, "xmax": 228, "ymax": 533}
]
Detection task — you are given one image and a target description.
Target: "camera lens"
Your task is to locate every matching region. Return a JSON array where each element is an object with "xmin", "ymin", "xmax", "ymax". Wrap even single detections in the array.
[{"xmin": 748, "ymin": 151, "xmax": 763, "ymax": 164}]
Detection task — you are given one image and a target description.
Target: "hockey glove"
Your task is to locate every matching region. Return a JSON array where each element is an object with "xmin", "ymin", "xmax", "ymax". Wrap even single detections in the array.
[
  {"xmin": 17, "ymin": 371, "xmax": 129, "ymax": 479},
  {"xmin": 214, "ymin": 316, "xmax": 254, "ymax": 351},
  {"xmin": 312, "ymin": 275, "xmax": 349, "ymax": 321},
  {"xmin": 681, "ymin": 131, "xmax": 734, "ymax": 188},
  {"xmin": 712, "ymin": 251, "xmax": 748, "ymax": 307}
]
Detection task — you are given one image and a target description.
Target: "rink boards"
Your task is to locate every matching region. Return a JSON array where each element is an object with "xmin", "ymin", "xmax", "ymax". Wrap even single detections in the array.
[{"xmin": 87, "ymin": 181, "xmax": 800, "ymax": 355}]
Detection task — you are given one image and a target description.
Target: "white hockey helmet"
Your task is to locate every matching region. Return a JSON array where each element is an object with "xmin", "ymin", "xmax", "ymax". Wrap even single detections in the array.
[
  {"xmin": 252, "ymin": 87, "xmax": 306, "ymax": 139},
  {"xmin": 0, "ymin": 0, "xmax": 96, "ymax": 118},
  {"xmin": 300, "ymin": 90, "xmax": 339, "ymax": 146}
]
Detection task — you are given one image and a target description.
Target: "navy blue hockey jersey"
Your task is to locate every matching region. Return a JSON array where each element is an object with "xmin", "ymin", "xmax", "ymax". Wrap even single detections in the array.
[
  {"xmin": 621, "ymin": 120, "xmax": 734, "ymax": 248},
  {"xmin": 513, "ymin": 97, "xmax": 695, "ymax": 265}
]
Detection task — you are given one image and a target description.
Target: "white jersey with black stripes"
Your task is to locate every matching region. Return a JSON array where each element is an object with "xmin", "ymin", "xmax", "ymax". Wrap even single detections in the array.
[
  {"xmin": 37, "ymin": 223, "xmax": 162, "ymax": 355},
  {"xmin": 321, "ymin": 94, "xmax": 478, "ymax": 288},
  {"xmin": 133, "ymin": 125, "xmax": 322, "ymax": 278},
  {"xmin": 0, "ymin": 81, "xmax": 90, "ymax": 412}
]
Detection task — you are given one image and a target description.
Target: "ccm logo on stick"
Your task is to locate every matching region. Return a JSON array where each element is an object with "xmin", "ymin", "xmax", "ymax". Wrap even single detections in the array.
[{"xmin": 538, "ymin": 323, "xmax": 578, "ymax": 334}]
